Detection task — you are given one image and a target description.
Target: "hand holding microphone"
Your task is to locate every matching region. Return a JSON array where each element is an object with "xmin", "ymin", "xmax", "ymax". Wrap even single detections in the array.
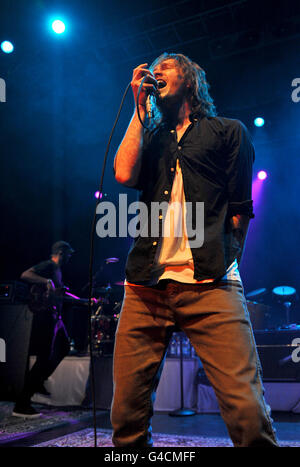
[
  {"xmin": 131, "ymin": 63, "xmax": 158, "ymax": 109},
  {"xmin": 132, "ymin": 63, "xmax": 167, "ymax": 128}
]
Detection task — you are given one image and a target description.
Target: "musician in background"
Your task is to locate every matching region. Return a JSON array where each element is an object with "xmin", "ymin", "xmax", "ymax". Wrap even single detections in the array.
[{"xmin": 12, "ymin": 241, "xmax": 74, "ymax": 418}]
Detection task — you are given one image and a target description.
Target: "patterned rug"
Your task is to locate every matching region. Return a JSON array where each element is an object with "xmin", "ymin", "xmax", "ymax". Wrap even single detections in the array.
[
  {"xmin": 0, "ymin": 403, "xmax": 93, "ymax": 444},
  {"xmin": 1, "ymin": 403, "xmax": 298, "ymax": 447},
  {"xmin": 33, "ymin": 428, "xmax": 297, "ymax": 447}
]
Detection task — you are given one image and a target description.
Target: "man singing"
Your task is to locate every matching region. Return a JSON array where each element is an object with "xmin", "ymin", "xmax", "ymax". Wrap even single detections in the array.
[{"xmin": 111, "ymin": 53, "xmax": 278, "ymax": 447}]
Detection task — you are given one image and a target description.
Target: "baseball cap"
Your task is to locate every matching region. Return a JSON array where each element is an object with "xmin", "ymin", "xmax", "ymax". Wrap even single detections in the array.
[{"xmin": 51, "ymin": 240, "xmax": 75, "ymax": 255}]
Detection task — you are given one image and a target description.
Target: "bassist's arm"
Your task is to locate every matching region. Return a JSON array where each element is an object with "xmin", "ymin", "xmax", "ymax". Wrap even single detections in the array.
[{"xmin": 21, "ymin": 268, "xmax": 55, "ymax": 291}]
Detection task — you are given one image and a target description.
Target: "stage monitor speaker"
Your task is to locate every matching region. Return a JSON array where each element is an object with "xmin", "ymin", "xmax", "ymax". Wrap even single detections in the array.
[
  {"xmin": 254, "ymin": 330, "xmax": 300, "ymax": 382},
  {"xmin": 0, "ymin": 304, "xmax": 33, "ymax": 400}
]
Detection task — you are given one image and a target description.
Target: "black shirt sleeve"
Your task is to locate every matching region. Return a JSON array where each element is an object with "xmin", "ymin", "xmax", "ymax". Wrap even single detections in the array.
[
  {"xmin": 225, "ymin": 120, "xmax": 255, "ymax": 218},
  {"xmin": 32, "ymin": 260, "xmax": 63, "ymax": 288},
  {"xmin": 131, "ymin": 130, "xmax": 151, "ymax": 190},
  {"xmin": 32, "ymin": 260, "xmax": 56, "ymax": 279}
]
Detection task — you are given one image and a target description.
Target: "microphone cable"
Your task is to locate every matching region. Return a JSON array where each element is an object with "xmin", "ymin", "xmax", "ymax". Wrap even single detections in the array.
[
  {"xmin": 87, "ymin": 75, "xmax": 152, "ymax": 447},
  {"xmin": 87, "ymin": 81, "xmax": 131, "ymax": 448}
]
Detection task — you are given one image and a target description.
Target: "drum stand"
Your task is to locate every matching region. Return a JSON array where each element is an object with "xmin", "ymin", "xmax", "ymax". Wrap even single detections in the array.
[
  {"xmin": 169, "ymin": 332, "xmax": 196, "ymax": 417},
  {"xmin": 283, "ymin": 301, "xmax": 292, "ymax": 327},
  {"xmin": 272, "ymin": 286, "xmax": 298, "ymax": 329}
]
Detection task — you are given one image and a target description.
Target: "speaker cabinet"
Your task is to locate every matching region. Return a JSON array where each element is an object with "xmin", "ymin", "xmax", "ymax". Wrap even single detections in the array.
[
  {"xmin": 0, "ymin": 304, "xmax": 33, "ymax": 400},
  {"xmin": 254, "ymin": 330, "xmax": 300, "ymax": 382}
]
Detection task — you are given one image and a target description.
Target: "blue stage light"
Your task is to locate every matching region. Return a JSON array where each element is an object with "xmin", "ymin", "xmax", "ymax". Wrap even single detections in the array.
[
  {"xmin": 51, "ymin": 19, "xmax": 66, "ymax": 34},
  {"xmin": 1, "ymin": 41, "xmax": 14, "ymax": 53},
  {"xmin": 254, "ymin": 117, "xmax": 265, "ymax": 127}
]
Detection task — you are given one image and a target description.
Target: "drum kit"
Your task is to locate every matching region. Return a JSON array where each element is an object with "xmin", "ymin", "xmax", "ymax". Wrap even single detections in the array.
[
  {"xmin": 89, "ymin": 257, "xmax": 123, "ymax": 356},
  {"xmin": 246, "ymin": 285, "xmax": 299, "ymax": 330},
  {"xmin": 89, "ymin": 254, "xmax": 299, "ymax": 351}
]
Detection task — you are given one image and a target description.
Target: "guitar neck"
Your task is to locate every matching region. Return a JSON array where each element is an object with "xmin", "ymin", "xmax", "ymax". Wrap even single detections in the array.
[{"xmin": 64, "ymin": 292, "xmax": 90, "ymax": 305}]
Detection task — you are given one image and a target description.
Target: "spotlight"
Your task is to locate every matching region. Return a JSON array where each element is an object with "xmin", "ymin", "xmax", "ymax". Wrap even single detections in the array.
[
  {"xmin": 95, "ymin": 191, "xmax": 103, "ymax": 199},
  {"xmin": 257, "ymin": 170, "xmax": 267, "ymax": 180},
  {"xmin": 1, "ymin": 41, "xmax": 14, "ymax": 53},
  {"xmin": 254, "ymin": 117, "xmax": 265, "ymax": 127},
  {"xmin": 51, "ymin": 19, "xmax": 66, "ymax": 34}
]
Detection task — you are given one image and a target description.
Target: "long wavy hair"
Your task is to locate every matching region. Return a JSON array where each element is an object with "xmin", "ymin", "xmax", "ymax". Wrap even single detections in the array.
[{"xmin": 148, "ymin": 52, "xmax": 217, "ymax": 127}]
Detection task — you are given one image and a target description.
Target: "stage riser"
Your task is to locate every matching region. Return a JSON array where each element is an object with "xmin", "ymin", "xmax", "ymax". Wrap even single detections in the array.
[{"xmin": 30, "ymin": 356, "xmax": 300, "ymax": 413}]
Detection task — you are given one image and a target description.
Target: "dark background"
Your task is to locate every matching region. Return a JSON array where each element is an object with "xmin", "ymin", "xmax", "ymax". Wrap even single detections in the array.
[{"xmin": 0, "ymin": 0, "xmax": 299, "ymax": 321}]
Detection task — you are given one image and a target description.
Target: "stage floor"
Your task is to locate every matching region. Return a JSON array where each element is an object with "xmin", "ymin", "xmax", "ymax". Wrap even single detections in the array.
[{"xmin": 1, "ymin": 402, "xmax": 300, "ymax": 447}]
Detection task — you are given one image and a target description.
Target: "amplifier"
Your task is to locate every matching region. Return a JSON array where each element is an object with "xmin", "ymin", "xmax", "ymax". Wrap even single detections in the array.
[
  {"xmin": 254, "ymin": 329, "xmax": 300, "ymax": 382},
  {"xmin": 0, "ymin": 303, "xmax": 33, "ymax": 400},
  {"xmin": 0, "ymin": 281, "xmax": 29, "ymax": 304}
]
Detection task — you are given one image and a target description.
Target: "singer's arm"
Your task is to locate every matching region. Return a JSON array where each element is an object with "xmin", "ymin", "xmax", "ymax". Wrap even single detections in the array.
[
  {"xmin": 114, "ymin": 63, "xmax": 157, "ymax": 187},
  {"xmin": 114, "ymin": 107, "xmax": 146, "ymax": 187}
]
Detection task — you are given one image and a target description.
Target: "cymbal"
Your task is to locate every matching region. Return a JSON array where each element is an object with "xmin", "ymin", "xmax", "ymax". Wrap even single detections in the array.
[
  {"xmin": 105, "ymin": 257, "xmax": 119, "ymax": 264},
  {"xmin": 272, "ymin": 286, "xmax": 296, "ymax": 297},
  {"xmin": 246, "ymin": 288, "xmax": 267, "ymax": 299}
]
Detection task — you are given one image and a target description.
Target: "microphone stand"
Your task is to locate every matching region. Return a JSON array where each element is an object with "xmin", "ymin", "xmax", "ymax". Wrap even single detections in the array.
[{"xmin": 169, "ymin": 332, "xmax": 196, "ymax": 417}]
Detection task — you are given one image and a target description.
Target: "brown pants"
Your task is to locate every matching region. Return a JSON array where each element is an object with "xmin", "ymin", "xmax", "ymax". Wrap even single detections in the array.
[{"xmin": 110, "ymin": 280, "xmax": 278, "ymax": 447}]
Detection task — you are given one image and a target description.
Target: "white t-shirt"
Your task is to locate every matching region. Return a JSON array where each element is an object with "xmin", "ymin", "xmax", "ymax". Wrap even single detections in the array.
[{"xmin": 149, "ymin": 159, "xmax": 242, "ymax": 284}]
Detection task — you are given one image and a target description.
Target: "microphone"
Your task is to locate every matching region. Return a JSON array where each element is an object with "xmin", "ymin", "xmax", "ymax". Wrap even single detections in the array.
[
  {"xmin": 149, "ymin": 79, "xmax": 167, "ymax": 94},
  {"xmin": 146, "ymin": 83, "xmax": 157, "ymax": 120},
  {"xmin": 146, "ymin": 80, "xmax": 166, "ymax": 118},
  {"xmin": 146, "ymin": 95, "xmax": 153, "ymax": 119}
]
